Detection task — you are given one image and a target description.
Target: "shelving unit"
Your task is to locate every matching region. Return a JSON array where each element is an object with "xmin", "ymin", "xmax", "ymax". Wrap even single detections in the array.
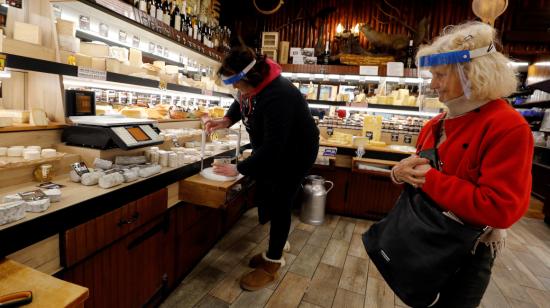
[{"xmin": 3, "ymin": 52, "xmax": 232, "ymax": 100}]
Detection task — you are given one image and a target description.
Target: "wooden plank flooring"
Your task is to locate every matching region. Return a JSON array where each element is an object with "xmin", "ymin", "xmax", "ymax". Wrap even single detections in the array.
[{"xmin": 162, "ymin": 209, "xmax": 550, "ymax": 308}]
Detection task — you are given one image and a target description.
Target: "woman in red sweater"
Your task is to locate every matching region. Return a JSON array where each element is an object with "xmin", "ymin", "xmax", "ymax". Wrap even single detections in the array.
[{"xmin": 391, "ymin": 21, "xmax": 533, "ymax": 307}]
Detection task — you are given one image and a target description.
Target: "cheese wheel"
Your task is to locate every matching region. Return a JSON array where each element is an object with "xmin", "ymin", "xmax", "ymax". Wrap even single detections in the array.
[
  {"xmin": 139, "ymin": 165, "xmax": 161, "ymax": 178},
  {"xmin": 42, "ymin": 189, "xmax": 61, "ymax": 203},
  {"xmin": 93, "ymin": 158, "xmax": 113, "ymax": 170},
  {"xmin": 168, "ymin": 153, "xmax": 178, "ymax": 167},
  {"xmin": 81, "ymin": 171, "xmax": 105, "ymax": 186},
  {"xmin": 0, "ymin": 147, "xmax": 7, "ymax": 156},
  {"xmin": 23, "ymin": 150, "xmax": 40, "ymax": 160},
  {"xmin": 41, "ymin": 149, "xmax": 57, "ymax": 158},
  {"xmin": 7, "ymin": 147, "xmax": 24, "ymax": 157},
  {"xmin": 69, "ymin": 170, "xmax": 81, "ymax": 183},
  {"xmin": 98, "ymin": 173, "xmax": 124, "ymax": 189},
  {"xmin": 26, "ymin": 198, "xmax": 50, "ymax": 213},
  {"xmin": 0, "ymin": 201, "xmax": 26, "ymax": 226},
  {"xmin": 159, "ymin": 151, "xmax": 168, "ymax": 167}
]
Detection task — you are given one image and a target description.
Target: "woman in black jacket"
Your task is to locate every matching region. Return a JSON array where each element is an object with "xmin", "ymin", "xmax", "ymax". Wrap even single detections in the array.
[{"xmin": 206, "ymin": 45, "xmax": 319, "ymax": 291}]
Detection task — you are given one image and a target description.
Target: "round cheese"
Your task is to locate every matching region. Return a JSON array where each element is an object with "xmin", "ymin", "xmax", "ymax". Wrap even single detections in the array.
[
  {"xmin": 7, "ymin": 147, "xmax": 24, "ymax": 157},
  {"xmin": 41, "ymin": 149, "xmax": 57, "ymax": 158},
  {"xmin": 23, "ymin": 150, "xmax": 40, "ymax": 160}
]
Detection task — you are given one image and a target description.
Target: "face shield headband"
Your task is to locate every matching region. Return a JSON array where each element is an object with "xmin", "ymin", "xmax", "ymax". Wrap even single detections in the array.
[
  {"xmin": 221, "ymin": 59, "xmax": 257, "ymax": 85},
  {"xmin": 418, "ymin": 42, "xmax": 496, "ymax": 99}
]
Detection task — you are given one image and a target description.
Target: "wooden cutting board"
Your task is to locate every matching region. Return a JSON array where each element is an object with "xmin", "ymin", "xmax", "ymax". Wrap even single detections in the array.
[{"xmin": 0, "ymin": 259, "xmax": 88, "ymax": 307}]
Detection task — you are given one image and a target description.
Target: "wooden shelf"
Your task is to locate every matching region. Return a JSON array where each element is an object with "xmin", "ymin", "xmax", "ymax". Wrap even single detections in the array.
[
  {"xmin": 528, "ymin": 79, "xmax": 550, "ymax": 93},
  {"xmin": 0, "ymin": 122, "xmax": 67, "ymax": 133},
  {"xmin": 2, "ymin": 52, "xmax": 232, "ymax": 98},
  {"xmin": 0, "ymin": 153, "xmax": 67, "ymax": 170}
]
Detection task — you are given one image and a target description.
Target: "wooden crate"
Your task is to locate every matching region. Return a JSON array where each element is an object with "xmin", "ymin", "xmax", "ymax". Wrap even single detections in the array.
[
  {"xmin": 261, "ymin": 48, "xmax": 278, "ymax": 61},
  {"xmin": 179, "ymin": 173, "xmax": 244, "ymax": 208},
  {"xmin": 278, "ymin": 41, "xmax": 289, "ymax": 64},
  {"xmin": 262, "ymin": 32, "xmax": 279, "ymax": 49}
]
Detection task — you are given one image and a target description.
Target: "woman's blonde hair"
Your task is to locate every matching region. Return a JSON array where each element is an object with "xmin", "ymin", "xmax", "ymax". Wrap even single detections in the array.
[{"xmin": 416, "ymin": 21, "xmax": 517, "ymax": 101}]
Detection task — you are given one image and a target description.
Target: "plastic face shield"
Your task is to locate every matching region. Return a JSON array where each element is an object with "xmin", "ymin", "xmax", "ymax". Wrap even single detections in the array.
[
  {"xmin": 418, "ymin": 42, "xmax": 496, "ymax": 100},
  {"xmin": 221, "ymin": 59, "xmax": 257, "ymax": 85}
]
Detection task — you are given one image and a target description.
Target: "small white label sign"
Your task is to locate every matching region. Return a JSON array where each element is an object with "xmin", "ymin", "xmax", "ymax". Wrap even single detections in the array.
[
  {"xmin": 359, "ymin": 65, "xmax": 378, "ymax": 76},
  {"xmin": 387, "ymin": 62, "xmax": 404, "ymax": 77},
  {"xmin": 78, "ymin": 67, "xmax": 107, "ymax": 81}
]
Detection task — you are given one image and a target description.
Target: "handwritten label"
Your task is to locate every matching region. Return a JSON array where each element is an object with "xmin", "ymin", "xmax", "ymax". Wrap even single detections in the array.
[
  {"xmin": 78, "ymin": 67, "xmax": 107, "ymax": 81},
  {"xmin": 132, "ymin": 35, "xmax": 140, "ymax": 48},
  {"xmin": 79, "ymin": 15, "xmax": 90, "ymax": 31}
]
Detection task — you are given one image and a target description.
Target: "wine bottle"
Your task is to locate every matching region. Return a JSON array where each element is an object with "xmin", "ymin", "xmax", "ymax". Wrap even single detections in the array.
[
  {"xmin": 405, "ymin": 39, "xmax": 415, "ymax": 69},
  {"xmin": 163, "ymin": 0, "xmax": 171, "ymax": 26},
  {"xmin": 139, "ymin": 0, "xmax": 147, "ymax": 12},
  {"xmin": 323, "ymin": 40, "xmax": 330, "ymax": 65},
  {"xmin": 155, "ymin": 0, "xmax": 163, "ymax": 21},
  {"xmin": 173, "ymin": 1, "xmax": 181, "ymax": 31},
  {"xmin": 148, "ymin": 0, "xmax": 156, "ymax": 17}
]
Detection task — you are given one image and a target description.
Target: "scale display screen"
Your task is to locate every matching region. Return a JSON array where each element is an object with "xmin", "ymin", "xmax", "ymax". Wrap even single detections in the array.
[
  {"xmin": 75, "ymin": 93, "xmax": 93, "ymax": 114},
  {"xmin": 126, "ymin": 127, "xmax": 151, "ymax": 141}
]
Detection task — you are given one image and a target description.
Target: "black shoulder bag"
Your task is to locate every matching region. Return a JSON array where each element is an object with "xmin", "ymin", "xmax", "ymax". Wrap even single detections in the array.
[{"xmin": 362, "ymin": 122, "xmax": 486, "ymax": 307}]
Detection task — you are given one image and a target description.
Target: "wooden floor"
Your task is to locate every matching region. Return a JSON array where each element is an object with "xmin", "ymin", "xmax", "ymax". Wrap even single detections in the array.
[{"xmin": 161, "ymin": 209, "xmax": 550, "ymax": 308}]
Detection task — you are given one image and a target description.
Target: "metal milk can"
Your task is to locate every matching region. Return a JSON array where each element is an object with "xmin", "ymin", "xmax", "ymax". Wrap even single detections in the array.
[{"xmin": 300, "ymin": 175, "xmax": 334, "ymax": 225}]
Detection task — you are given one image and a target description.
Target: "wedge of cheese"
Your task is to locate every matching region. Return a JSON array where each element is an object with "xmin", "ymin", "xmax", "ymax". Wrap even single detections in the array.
[
  {"xmin": 14, "ymin": 22, "xmax": 41, "ymax": 45},
  {"xmin": 29, "ymin": 108, "xmax": 49, "ymax": 126},
  {"xmin": 0, "ymin": 110, "xmax": 30, "ymax": 124}
]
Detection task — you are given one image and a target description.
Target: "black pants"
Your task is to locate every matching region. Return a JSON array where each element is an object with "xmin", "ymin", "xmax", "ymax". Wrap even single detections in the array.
[
  {"xmin": 256, "ymin": 174, "xmax": 304, "ymax": 260},
  {"xmin": 431, "ymin": 244, "xmax": 495, "ymax": 308}
]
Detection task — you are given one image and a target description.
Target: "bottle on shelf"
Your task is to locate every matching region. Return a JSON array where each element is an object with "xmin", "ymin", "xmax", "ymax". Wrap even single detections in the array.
[
  {"xmin": 187, "ymin": 7, "xmax": 194, "ymax": 38},
  {"xmin": 155, "ymin": 0, "xmax": 163, "ymax": 21},
  {"xmin": 138, "ymin": 0, "xmax": 147, "ymax": 12},
  {"xmin": 172, "ymin": 1, "xmax": 181, "ymax": 31},
  {"xmin": 148, "ymin": 0, "xmax": 156, "ymax": 18},
  {"xmin": 180, "ymin": 8, "xmax": 188, "ymax": 34},
  {"xmin": 322, "ymin": 40, "xmax": 330, "ymax": 65},
  {"xmin": 405, "ymin": 39, "xmax": 417, "ymax": 76},
  {"xmin": 163, "ymin": 0, "xmax": 171, "ymax": 26},
  {"xmin": 133, "ymin": 0, "xmax": 140, "ymax": 8}
]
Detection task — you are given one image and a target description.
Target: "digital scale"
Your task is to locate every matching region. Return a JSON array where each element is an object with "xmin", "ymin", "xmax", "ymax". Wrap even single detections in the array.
[{"xmin": 62, "ymin": 116, "xmax": 164, "ymax": 150}]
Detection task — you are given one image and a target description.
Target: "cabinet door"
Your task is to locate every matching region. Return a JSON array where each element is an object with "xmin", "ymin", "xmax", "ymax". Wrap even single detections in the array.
[
  {"xmin": 347, "ymin": 170, "xmax": 402, "ymax": 220},
  {"xmin": 61, "ymin": 215, "xmax": 173, "ymax": 308},
  {"xmin": 309, "ymin": 166, "xmax": 349, "ymax": 215},
  {"xmin": 175, "ymin": 205, "xmax": 222, "ymax": 280}
]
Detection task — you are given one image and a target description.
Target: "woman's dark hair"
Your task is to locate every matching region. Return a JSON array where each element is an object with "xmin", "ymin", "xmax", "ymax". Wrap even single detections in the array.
[{"xmin": 218, "ymin": 43, "xmax": 270, "ymax": 88}]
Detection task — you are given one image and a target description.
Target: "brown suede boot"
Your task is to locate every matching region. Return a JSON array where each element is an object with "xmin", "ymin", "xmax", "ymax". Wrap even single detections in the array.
[
  {"xmin": 241, "ymin": 253, "xmax": 285, "ymax": 291},
  {"xmin": 249, "ymin": 242, "xmax": 290, "ymax": 268}
]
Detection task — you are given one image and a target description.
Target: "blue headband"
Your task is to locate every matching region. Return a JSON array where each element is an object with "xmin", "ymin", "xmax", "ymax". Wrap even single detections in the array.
[
  {"xmin": 221, "ymin": 59, "xmax": 257, "ymax": 85},
  {"xmin": 418, "ymin": 43, "xmax": 496, "ymax": 67}
]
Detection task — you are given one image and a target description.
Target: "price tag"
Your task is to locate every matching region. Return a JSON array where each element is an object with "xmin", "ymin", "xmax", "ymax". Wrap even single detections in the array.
[
  {"xmin": 323, "ymin": 74, "xmax": 329, "ymax": 82},
  {"xmin": 398, "ymin": 77, "xmax": 406, "ymax": 84},
  {"xmin": 327, "ymin": 127, "xmax": 334, "ymax": 136},
  {"xmin": 201, "ymin": 89, "xmax": 213, "ymax": 96},
  {"xmin": 365, "ymin": 131, "xmax": 374, "ymax": 140},
  {"xmin": 149, "ymin": 42, "xmax": 155, "ymax": 53},
  {"xmin": 339, "ymin": 75, "xmax": 346, "ymax": 82},
  {"xmin": 387, "ymin": 62, "xmax": 404, "ymax": 77},
  {"xmin": 79, "ymin": 15, "xmax": 90, "ymax": 31},
  {"xmin": 322, "ymin": 147, "xmax": 337, "ymax": 157},
  {"xmin": 78, "ymin": 67, "xmax": 107, "ymax": 81},
  {"xmin": 404, "ymin": 134, "xmax": 413, "ymax": 144},
  {"xmin": 172, "ymin": 137, "xmax": 181, "ymax": 148},
  {"xmin": 359, "ymin": 76, "xmax": 366, "ymax": 82},
  {"xmin": 0, "ymin": 54, "xmax": 6, "ymax": 71},
  {"xmin": 132, "ymin": 35, "xmax": 140, "ymax": 48},
  {"xmin": 99, "ymin": 22, "xmax": 109, "ymax": 37},
  {"xmin": 119, "ymin": 30, "xmax": 127, "ymax": 43},
  {"xmin": 291, "ymin": 73, "xmax": 297, "ymax": 79},
  {"xmin": 156, "ymin": 44, "xmax": 163, "ymax": 55},
  {"xmin": 391, "ymin": 133, "xmax": 399, "ymax": 142},
  {"xmin": 159, "ymin": 80, "xmax": 167, "ymax": 90},
  {"xmin": 164, "ymin": 48, "xmax": 169, "ymax": 58}
]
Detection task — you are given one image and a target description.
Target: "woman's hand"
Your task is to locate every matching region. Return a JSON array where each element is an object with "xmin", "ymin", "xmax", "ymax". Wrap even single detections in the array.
[
  {"xmin": 212, "ymin": 163, "xmax": 239, "ymax": 177},
  {"xmin": 392, "ymin": 155, "xmax": 432, "ymax": 187},
  {"xmin": 204, "ymin": 118, "xmax": 231, "ymax": 133}
]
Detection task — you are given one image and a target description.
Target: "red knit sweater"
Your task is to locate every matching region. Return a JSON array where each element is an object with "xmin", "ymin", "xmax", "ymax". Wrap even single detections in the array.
[{"xmin": 418, "ymin": 99, "xmax": 533, "ymax": 228}]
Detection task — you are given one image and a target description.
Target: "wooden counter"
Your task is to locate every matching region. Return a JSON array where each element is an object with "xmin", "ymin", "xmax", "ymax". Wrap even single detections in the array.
[
  {"xmin": 0, "ymin": 259, "xmax": 88, "ymax": 307},
  {"xmin": 0, "ymin": 145, "xmax": 250, "ymax": 257}
]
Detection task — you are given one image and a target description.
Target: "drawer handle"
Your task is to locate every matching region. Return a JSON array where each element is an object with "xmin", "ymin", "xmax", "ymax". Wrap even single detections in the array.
[{"xmin": 118, "ymin": 212, "xmax": 140, "ymax": 227}]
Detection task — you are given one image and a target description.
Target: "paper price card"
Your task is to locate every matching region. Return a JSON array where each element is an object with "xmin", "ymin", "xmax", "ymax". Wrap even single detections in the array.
[{"xmin": 78, "ymin": 67, "xmax": 107, "ymax": 81}]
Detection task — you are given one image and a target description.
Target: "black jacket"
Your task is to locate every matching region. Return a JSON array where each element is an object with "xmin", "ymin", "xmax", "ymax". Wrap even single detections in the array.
[{"xmin": 226, "ymin": 76, "xmax": 319, "ymax": 179}]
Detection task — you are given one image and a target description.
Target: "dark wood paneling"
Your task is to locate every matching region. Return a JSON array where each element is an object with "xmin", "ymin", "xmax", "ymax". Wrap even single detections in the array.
[
  {"xmin": 309, "ymin": 165, "xmax": 350, "ymax": 215},
  {"xmin": 62, "ymin": 215, "xmax": 172, "ymax": 308},
  {"xmin": 63, "ymin": 189, "xmax": 168, "ymax": 267},
  {"xmin": 222, "ymin": 0, "xmax": 550, "ymax": 60},
  {"xmin": 347, "ymin": 169, "xmax": 402, "ymax": 219}
]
